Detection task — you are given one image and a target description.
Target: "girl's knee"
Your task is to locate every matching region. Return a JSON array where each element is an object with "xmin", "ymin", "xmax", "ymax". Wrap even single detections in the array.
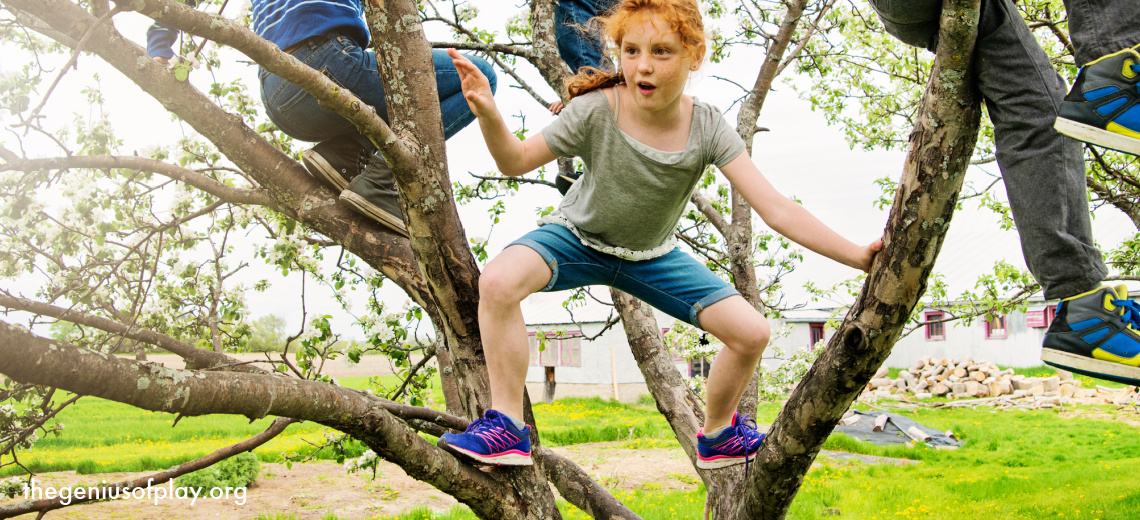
[
  {"xmin": 728, "ymin": 315, "xmax": 770, "ymax": 355},
  {"xmin": 479, "ymin": 263, "xmax": 528, "ymax": 307}
]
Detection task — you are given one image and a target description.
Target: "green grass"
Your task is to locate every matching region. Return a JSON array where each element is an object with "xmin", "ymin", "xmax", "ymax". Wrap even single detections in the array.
[
  {"xmin": 390, "ymin": 406, "xmax": 1140, "ymax": 519},
  {"xmin": 530, "ymin": 397, "xmax": 675, "ymax": 446},
  {"xmin": 786, "ymin": 405, "xmax": 1140, "ymax": 519}
]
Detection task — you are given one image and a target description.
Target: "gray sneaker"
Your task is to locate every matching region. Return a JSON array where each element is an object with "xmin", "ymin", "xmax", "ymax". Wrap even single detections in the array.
[
  {"xmin": 341, "ymin": 154, "xmax": 409, "ymax": 238},
  {"xmin": 302, "ymin": 136, "xmax": 370, "ymax": 190}
]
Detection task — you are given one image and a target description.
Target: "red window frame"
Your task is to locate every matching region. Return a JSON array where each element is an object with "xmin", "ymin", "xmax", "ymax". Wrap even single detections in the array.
[
  {"xmin": 985, "ymin": 314, "xmax": 1007, "ymax": 339},
  {"xmin": 808, "ymin": 322, "xmax": 826, "ymax": 349},
  {"xmin": 925, "ymin": 311, "xmax": 946, "ymax": 341},
  {"xmin": 528, "ymin": 331, "xmax": 583, "ymax": 367}
]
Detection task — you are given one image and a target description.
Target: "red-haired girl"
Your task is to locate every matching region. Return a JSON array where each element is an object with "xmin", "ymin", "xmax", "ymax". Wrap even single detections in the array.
[{"xmin": 439, "ymin": 0, "xmax": 881, "ymax": 468}]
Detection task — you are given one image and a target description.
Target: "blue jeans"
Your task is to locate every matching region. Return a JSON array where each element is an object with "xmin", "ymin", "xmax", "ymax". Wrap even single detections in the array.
[
  {"xmin": 869, "ymin": 0, "xmax": 1138, "ymax": 299},
  {"xmin": 259, "ymin": 33, "xmax": 497, "ymax": 151},
  {"xmin": 511, "ymin": 224, "xmax": 740, "ymax": 328},
  {"xmin": 555, "ymin": 0, "xmax": 619, "ymax": 73}
]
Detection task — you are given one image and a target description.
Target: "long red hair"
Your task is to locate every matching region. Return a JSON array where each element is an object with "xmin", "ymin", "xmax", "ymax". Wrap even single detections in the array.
[{"xmin": 564, "ymin": 0, "xmax": 706, "ymax": 100}]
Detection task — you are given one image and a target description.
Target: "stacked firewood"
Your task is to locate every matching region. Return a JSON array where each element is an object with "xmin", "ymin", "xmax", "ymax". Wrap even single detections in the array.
[{"xmin": 860, "ymin": 357, "xmax": 1096, "ymax": 401}]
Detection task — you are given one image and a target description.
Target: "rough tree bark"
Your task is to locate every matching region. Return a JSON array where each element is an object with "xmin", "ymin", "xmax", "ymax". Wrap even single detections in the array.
[{"xmin": 739, "ymin": 0, "xmax": 983, "ymax": 517}]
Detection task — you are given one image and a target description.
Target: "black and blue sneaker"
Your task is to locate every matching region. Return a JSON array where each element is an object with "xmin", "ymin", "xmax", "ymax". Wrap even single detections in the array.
[
  {"xmin": 437, "ymin": 410, "xmax": 533, "ymax": 466},
  {"xmin": 1055, "ymin": 44, "xmax": 1140, "ymax": 156},
  {"xmin": 696, "ymin": 413, "xmax": 765, "ymax": 470},
  {"xmin": 1042, "ymin": 285, "xmax": 1140, "ymax": 386}
]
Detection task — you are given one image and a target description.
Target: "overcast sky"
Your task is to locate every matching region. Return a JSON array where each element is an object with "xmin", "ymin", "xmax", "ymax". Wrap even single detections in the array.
[{"xmin": 4, "ymin": 2, "xmax": 1135, "ymax": 340}]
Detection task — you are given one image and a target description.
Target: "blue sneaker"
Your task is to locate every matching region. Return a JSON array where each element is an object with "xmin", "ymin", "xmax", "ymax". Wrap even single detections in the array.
[
  {"xmin": 1055, "ymin": 44, "xmax": 1140, "ymax": 156},
  {"xmin": 1042, "ymin": 285, "xmax": 1140, "ymax": 385},
  {"xmin": 696, "ymin": 413, "xmax": 764, "ymax": 470},
  {"xmin": 437, "ymin": 410, "xmax": 533, "ymax": 466}
]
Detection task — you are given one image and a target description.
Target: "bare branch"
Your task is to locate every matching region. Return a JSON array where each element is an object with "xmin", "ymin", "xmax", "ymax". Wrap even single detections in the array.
[
  {"xmin": 1, "ymin": 155, "xmax": 280, "ymax": 209},
  {"xmin": 0, "ymin": 294, "xmax": 260, "ymax": 372},
  {"xmin": 430, "ymin": 40, "xmax": 534, "ymax": 58},
  {"xmin": 690, "ymin": 190, "xmax": 730, "ymax": 236}
]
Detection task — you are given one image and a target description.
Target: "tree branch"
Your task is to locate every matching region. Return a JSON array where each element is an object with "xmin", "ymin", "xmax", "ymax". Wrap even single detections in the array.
[
  {"xmin": 0, "ymin": 294, "xmax": 259, "ymax": 372},
  {"xmin": 740, "ymin": 1, "xmax": 983, "ymax": 516},
  {"xmin": 1, "ymin": 155, "xmax": 280, "ymax": 209},
  {"xmin": 690, "ymin": 191, "xmax": 730, "ymax": 236},
  {"xmin": 430, "ymin": 40, "xmax": 533, "ymax": 58},
  {"xmin": 0, "ymin": 321, "xmax": 530, "ymax": 518}
]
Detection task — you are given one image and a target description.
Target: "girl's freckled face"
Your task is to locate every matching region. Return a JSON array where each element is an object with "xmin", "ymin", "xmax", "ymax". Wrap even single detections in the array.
[{"xmin": 618, "ymin": 17, "xmax": 696, "ymax": 114}]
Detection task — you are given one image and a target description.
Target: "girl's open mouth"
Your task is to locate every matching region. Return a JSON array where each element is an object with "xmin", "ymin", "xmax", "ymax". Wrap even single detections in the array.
[{"xmin": 637, "ymin": 82, "xmax": 657, "ymax": 94}]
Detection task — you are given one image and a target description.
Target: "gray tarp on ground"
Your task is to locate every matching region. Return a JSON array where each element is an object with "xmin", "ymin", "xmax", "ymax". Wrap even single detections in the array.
[{"xmin": 833, "ymin": 410, "xmax": 962, "ymax": 449}]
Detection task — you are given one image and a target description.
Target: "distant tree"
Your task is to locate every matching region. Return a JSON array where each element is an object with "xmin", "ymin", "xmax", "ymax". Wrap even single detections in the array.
[{"xmin": 246, "ymin": 314, "xmax": 288, "ymax": 353}]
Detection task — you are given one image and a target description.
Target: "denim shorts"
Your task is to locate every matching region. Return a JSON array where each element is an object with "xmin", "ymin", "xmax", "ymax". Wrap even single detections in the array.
[{"xmin": 510, "ymin": 225, "xmax": 740, "ymax": 329}]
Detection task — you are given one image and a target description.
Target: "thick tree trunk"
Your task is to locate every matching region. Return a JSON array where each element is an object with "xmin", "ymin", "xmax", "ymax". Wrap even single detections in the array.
[
  {"xmin": 359, "ymin": 2, "xmax": 560, "ymax": 517},
  {"xmin": 610, "ymin": 289, "xmax": 751, "ymax": 510},
  {"xmin": 738, "ymin": 1, "xmax": 983, "ymax": 517}
]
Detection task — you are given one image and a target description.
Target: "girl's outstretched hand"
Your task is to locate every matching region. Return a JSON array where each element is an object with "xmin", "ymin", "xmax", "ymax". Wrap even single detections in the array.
[
  {"xmin": 448, "ymin": 48, "xmax": 496, "ymax": 119},
  {"xmin": 858, "ymin": 238, "xmax": 884, "ymax": 273}
]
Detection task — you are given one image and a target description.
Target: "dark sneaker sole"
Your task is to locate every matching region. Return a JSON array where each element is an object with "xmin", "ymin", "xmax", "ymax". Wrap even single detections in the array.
[
  {"xmin": 1042, "ymin": 348, "xmax": 1140, "ymax": 386},
  {"xmin": 302, "ymin": 150, "xmax": 351, "ymax": 190},
  {"xmin": 1055, "ymin": 117, "xmax": 1140, "ymax": 156},
  {"xmin": 437, "ymin": 438, "xmax": 533, "ymax": 466},
  {"xmin": 340, "ymin": 190, "xmax": 409, "ymax": 238}
]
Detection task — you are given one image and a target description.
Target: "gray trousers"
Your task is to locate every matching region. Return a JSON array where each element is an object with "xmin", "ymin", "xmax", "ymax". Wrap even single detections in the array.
[{"xmin": 871, "ymin": 0, "xmax": 1140, "ymax": 299}]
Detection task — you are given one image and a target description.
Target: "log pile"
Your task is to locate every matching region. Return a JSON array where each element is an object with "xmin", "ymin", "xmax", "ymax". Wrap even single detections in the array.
[{"xmin": 858, "ymin": 357, "xmax": 1098, "ymax": 402}]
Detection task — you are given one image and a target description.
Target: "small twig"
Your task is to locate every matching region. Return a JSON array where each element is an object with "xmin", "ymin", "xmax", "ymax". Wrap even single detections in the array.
[{"xmin": 19, "ymin": 7, "xmax": 123, "ymax": 132}]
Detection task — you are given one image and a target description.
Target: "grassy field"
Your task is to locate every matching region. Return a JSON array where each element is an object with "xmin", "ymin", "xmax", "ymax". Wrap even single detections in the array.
[
  {"xmin": 6, "ymin": 370, "xmax": 1140, "ymax": 519},
  {"xmin": 356, "ymin": 404, "xmax": 1140, "ymax": 520}
]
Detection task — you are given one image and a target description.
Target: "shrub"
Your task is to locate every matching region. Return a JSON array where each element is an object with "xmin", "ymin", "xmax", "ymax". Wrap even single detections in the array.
[{"xmin": 176, "ymin": 451, "xmax": 260, "ymax": 494}]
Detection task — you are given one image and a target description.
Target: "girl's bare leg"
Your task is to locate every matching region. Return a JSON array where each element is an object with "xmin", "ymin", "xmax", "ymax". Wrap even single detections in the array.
[
  {"xmin": 695, "ymin": 295, "xmax": 771, "ymax": 433},
  {"xmin": 478, "ymin": 245, "xmax": 554, "ymax": 421}
]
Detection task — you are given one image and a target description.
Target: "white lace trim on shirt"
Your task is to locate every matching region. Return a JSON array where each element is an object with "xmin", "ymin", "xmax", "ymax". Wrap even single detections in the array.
[{"xmin": 537, "ymin": 214, "xmax": 677, "ymax": 261}]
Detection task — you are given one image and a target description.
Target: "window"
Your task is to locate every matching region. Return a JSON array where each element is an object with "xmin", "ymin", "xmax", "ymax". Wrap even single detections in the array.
[
  {"xmin": 985, "ymin": 315, "xmax": 1007, "ymax": 339},
  {"xmin": 1046, "ymin": 305, "xmax": 1057, "ymax": 326},
  {"xmin": 528, "ymin": 331, "xmax": 582, "ymax": 367},
  {"xmin": 808, "ymin": 322, "xmax": 826, "ymax": 349},
  {"xmin": 689, "ymin": 357, "xmax": 712, "ymax": 378},
  {"xmin": 925, "ymin": 311, "xmax": 945, "ymax": 341}
]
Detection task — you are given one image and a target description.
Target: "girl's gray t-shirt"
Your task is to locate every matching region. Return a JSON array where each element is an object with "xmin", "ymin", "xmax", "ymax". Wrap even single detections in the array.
[{"xmin": 539, "ymin": 89, "xmax": 746, "ymax": 260}]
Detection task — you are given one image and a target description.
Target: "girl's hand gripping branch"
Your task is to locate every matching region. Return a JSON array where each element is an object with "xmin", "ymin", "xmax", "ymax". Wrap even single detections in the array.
[{"xmin": 448, "ymin": 48, "xmax": 556, "ymax": 177}]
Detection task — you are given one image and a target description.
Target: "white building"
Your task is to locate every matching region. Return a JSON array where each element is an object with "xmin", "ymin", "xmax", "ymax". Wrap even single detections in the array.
[
  {"xmin": 773, "ymin": 289, "xmax": 1140, "ymax": 368},
  {"xmin": 519, "ymin": 282, "xmax": 1139, "ymax": 401},
  {"xmin": 520, "ymin": 291, "xmax": 701, "ymax": 403}
]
